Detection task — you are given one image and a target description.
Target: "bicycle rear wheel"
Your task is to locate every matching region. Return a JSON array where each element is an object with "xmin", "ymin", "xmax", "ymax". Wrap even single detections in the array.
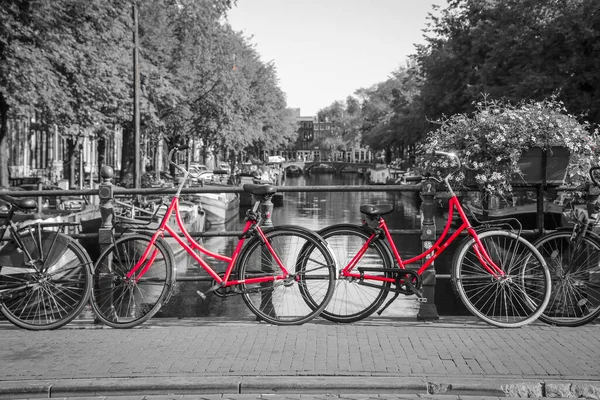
[
  {"xmin": 0, "ymin": 229, "xmax": 92, "ymax": 330},
  {"xmin": 534, "ymin": 231, "xmax": 600, "ymax": 326},
  {"xmin": 316, "ymin": 224, "xmax": 392, "ymax": 323},
  {"xmin": 452, "ymin": 230, "xmax": 550, "ymax": 327},
  {"xmin": 91, "ymin": 234, "xmax": 174, "ymax": 328},
  {"xmin": 236, "ymin": 227, "xmax": 336, "ymax": 325}
]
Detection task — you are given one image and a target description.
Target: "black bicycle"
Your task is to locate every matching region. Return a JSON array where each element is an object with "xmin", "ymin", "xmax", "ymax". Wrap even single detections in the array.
[
  {"xmin": 533, "ymin": 166, "xmax": 600, "ymax": 326},
  {"xmin": 0, "ymin": 194, "xmax": 92, "ymax": 330}
]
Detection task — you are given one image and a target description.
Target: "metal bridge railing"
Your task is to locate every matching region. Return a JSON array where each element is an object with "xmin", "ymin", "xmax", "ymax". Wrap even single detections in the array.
[{"xmin": 5, "ymin": 166, "xmax": 567, "ymax": 320}]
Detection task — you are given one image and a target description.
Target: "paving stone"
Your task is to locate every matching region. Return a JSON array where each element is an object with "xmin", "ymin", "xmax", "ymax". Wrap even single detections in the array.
[{"xmin": 0, "ymin": 317, "xmax": 599, "ymax": 399}]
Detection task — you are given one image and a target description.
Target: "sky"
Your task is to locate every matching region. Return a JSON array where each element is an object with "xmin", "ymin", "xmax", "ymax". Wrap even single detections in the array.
[{"xmin": 226, "ymin": 0, "xmax": 447, "ymax": 116}]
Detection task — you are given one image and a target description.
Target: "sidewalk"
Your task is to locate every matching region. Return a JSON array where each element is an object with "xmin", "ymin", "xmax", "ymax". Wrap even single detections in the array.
[{"xmin": 0, "ymin": 315, "xmax": 599, "ymax": 399}]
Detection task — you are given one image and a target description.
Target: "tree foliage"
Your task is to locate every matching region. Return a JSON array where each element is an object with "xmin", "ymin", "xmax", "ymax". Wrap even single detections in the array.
[
  {"xmin": 134, "ymin": 0, "xmax": 296, "ymax": 171},
  {"xmin": 0, "ymin": 0, "xmax": 132, "ymax": 186},
  {"xmin": 418, "ymin": 96, "xmax": 598, "ymax": 195},
  {"xmin": 415, "ymin": 0, "xmax": 600, "ymax": 124},
  {"xmin": 1, "ymin": 0, "xmax": 296, "ymax": 187},
  {"xmin": 316, "ymin": 0, "xmax": 600, "ymax": 167}
]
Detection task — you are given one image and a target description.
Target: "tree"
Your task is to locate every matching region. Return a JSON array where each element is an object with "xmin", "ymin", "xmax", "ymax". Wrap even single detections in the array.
[
  {"xmin": 415, "ymin": 0, "xmax": 600, "ymax": 125},
  {"xmin": 0, "ymin": 0, "xmax": 132, "ymax": 187},
  {"xmin": 123, "ymin": 0, "xmax": 235, "ymax": 182}
]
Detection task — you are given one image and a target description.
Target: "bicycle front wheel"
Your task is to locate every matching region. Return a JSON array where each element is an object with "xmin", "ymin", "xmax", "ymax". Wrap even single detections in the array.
[
  {"xmin": 316, "ymin": 224, "xmax": 392, "ymax": 323},
  {"xmin": 236, "ymin": 227, "xmax": 336, "ymax": 325},
  {"xmin": 0, "ymin": 229, "xmax": 92, "ymax": 330},
  {"xmin": 91, "ymin": 234, "xmax": 174, "ymax": 328},
  {"xmin": 534, "ymin": 231, "xmax": 600, "ymax": 326},
  {"xmin": 452, "ymin": 230, "xmax": 550, "ymax": 327}
]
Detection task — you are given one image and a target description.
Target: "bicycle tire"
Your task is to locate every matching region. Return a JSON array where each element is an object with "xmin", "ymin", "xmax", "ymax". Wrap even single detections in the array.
[
  {"xmin": 452, "ymin": 230, "xmax": 550, "ymax": 327},
  {"xmin": 0, "ymin": 229, "xmax": 92, "ymax": 330},
  {"xmin": 236, "ymin": 227, "xmax": 336, "ymax": 325},
  {"xmin": 314, "ymin": 224, "xmax": 392, "ymax": 323},
  {"xmin": 91, "ymin": 233, "xmax": 174, "ymax": 328},
  {"xmin": 534, "ymin": 230, "xmax": 600, "ymax": 326}
]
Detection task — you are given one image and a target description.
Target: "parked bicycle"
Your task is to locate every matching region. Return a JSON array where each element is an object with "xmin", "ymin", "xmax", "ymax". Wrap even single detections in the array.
[
  {"xmin": 0, "ymin": 194, "xmax": 92, "ymax": 330},
  {"xmin": 533, "ymin": 166, "xmax": 600, "ymax": 327},
  {"xmin": 308, "ymin": 151, "xmax": 551, "ymax": 328},
  {"xmin": 91, "ymin": 146, "xmax": 337, "ymax": 328}
]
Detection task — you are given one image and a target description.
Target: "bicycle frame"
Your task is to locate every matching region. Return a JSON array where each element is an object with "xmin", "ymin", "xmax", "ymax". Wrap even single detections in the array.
[
  {"xmin": 342, "ymin": 159, "xmax": 508, "ymax": 285},
  {"xmin": 0, "ymin": 201, "xmax": 68, "ymax": 274},
  {"xmin": 124, "ymin": 183, "xmax": 291, "ymax": 289}
]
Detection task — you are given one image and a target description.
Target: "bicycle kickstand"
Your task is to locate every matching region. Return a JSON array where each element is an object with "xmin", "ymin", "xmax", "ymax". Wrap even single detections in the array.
[{"xmin": 376, "ymin": 279, "xmax": 426, "ymax": 316}]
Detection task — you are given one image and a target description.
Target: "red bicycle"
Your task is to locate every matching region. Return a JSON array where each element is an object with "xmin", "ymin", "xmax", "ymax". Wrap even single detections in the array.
[
  {"xmin": 91, "ymin": 147, "xmax": 337, "ymax": 328},
  {"xmin": 311, "ymin": 151, "xmax": 551, "ymax": 327}
]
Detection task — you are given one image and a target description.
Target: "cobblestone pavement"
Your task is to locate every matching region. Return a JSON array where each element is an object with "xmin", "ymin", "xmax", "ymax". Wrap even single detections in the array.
[{"xmin": 1, "ymin": 315, "xmax": 599, "ymax": 399}]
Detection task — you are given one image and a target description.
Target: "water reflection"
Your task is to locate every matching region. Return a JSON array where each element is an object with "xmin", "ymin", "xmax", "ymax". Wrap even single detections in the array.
[
  {"xmin": 158, "ymin": 173, "xmax": 437, "ymax": 319},
  {"xmin": 275, "ymin": 174, "xmax": 422, "ymax": 232}
]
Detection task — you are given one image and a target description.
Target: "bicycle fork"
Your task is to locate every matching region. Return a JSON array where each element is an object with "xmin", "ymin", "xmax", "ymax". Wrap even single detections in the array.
[{"xmin": 471, "ymin": 235, "xmax": 508, "ymax": 280}]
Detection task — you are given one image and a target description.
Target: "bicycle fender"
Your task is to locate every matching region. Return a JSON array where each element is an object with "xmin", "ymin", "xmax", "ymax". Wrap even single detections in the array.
[{"xmin": 317, "ymin": 223, "xmax": 364, "ymax": 236}]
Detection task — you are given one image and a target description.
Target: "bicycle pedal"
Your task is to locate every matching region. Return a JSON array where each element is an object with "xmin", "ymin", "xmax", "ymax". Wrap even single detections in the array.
[
  {"xmin": 196, "ymin": 284, "xmax": 220, "ymax": 299},
  {"xmin": 416, "ymin": 297, "xmax": 427, "ymax": 303},
  {"xmin": 196, "ymin": 290, "xmax": 207, "ymax": 299}
]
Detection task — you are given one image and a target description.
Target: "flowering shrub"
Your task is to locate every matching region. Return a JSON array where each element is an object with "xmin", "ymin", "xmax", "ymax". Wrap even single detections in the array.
[{"xmin": 417, "ymin": 96, "xmax": 599, "ymax": 195}]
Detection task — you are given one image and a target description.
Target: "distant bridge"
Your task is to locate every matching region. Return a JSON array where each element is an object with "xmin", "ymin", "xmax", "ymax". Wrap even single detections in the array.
[{"xmin": 281, "ymin": 161, "xmax": 377, "ymax": 175}]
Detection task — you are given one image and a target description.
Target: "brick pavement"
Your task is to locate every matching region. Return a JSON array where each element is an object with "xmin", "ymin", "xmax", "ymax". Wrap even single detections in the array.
[{"xmin": 0, "ymin": 315, "xmax": 599, "ymax": 399}]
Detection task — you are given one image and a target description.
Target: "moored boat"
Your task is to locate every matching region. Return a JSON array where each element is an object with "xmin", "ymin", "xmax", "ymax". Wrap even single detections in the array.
[
  {"xmin": 188, "ymin": 190, "xmax": 240, "ymax": 226},
  {"xmin": 366, "ymin": 167, "xmax": 389, "ymax": 184},
  {"xmin": 79, "ymin": 198, "xmax": 206, "ymax": 262}
]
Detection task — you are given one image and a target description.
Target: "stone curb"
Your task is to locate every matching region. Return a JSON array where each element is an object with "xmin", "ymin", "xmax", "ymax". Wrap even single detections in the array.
[
  {"xmin": 0, "ymin": 377, "xmax": 238, "ymax": 399},
  {"xmin": 240, "ymin": 376, "xmax": 426, "ymax": 394},
  {"xmin": 1, "ymin": 376, "xmax": 600, "ymax": 399}
]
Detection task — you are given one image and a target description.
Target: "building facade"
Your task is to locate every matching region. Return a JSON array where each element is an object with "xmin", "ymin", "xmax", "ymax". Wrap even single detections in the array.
[
  {"xmin": 6, "ymin": 115, "xmax": 122, "ymax": 188},
  {"xmin": 274, "ymin": 110, "xmax": 373, "ymax": 164}
]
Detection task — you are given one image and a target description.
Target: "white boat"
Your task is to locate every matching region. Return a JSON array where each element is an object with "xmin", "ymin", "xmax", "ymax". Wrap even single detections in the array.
[
  {"xmin": 163, "ymin": 200, "xmax": 205, "ymax": 234},
  {"xmin": 190, "ymin": 191, "xmax": 240, "ymax": 226},
  {"xmin": 115, "ymin": 199, "xmax": 206, "ymax": 242},
  {"xmin": 367, "ymin": 166, "xmax": 398, "ymax": 184},
  {"xmin": 152, "ymin": 200, "xmax": 206, "ymax": 271},
  {"xmin": 79, "ymin": 198, "xmax": 206, "ymax": 265}
]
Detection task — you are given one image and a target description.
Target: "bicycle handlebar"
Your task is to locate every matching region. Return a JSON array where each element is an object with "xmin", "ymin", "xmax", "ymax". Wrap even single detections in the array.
[
  {"xmin": 166, "ymin": 146, "xmax": 193, "ymax": 196},
  {"xmin": 168, "ymin": 146, "xmax": 190, "ymax": 175},
  {"xmin": 431, "ymin": 150, "xmax": 461, "ymax": 170},
  {"xmin": 428, "ymin": 151, "xmax": 461, "ymax": 191}
]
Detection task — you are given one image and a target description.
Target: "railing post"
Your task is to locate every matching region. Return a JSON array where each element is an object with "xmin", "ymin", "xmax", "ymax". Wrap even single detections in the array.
[
  {"xmin": 98, "ymin": 166, "xmax": 115, "ymax": 253},
  {"xmin": 418, "ymin": 178, "xmax": 439, "ymax": 320},
  {"xmin": 259, "ymin": 194, "xmax": 275, "ymax": 318},
  {"xmin": 36, "ymin": 178, "xmax": 43, "ymax": 213},
  {"xmin": 260, "ymin": 194, "xmax": 274, "ymax": 227}
]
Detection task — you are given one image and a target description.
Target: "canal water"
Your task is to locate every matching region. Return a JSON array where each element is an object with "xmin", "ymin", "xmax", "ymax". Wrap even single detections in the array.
[{"xmin": 157, "ymin": 172, "xmax": 467, "ymax": 320}]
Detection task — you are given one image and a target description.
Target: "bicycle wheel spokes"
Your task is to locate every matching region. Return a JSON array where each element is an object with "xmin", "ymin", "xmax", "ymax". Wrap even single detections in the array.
[
  {"xmin": 238, "ymin": 228, "xmax": 336, "ymax": 325},
  {"xmin": 454, "ymin": 231, "xmax": 550, "ymax": 327},
  {"xmin": 92, "ymin": 234, "xmax": 173, "ymax": 328},
  {"xmin": 535, "ymin": 232, "xmax": 600, "ymax": 326},
  {"xmin": 0, "ymin": 232, "xmax": 92, "ymax": 330},
  {"xmin": 317, "ymin": 225, "xmax": 391, "ymax": 323}
]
